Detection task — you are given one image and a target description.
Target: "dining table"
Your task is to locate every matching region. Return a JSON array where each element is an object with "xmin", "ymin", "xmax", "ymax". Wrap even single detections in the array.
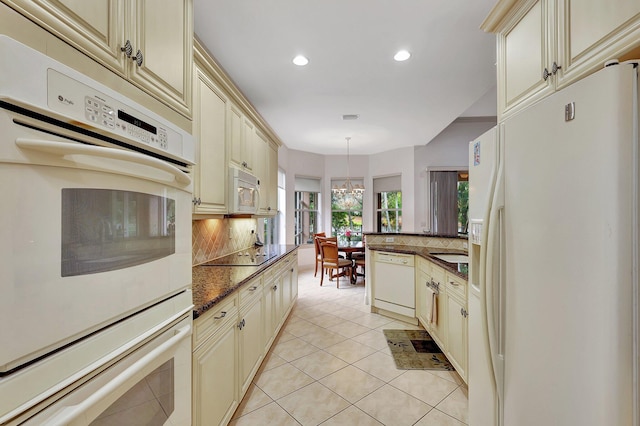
[{"xmin": 337, "ymin": 241, "xmax": 365, "ymax": 284}]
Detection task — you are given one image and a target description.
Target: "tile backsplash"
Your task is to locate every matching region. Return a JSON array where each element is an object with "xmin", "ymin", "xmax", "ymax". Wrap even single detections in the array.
[
  {"xmin": 365, "ymin": 234, "xmax": 467, "ymax": 252},
  {"xmin": 192, "ymin": 218, "xmax": 258, "ymax": 266}
]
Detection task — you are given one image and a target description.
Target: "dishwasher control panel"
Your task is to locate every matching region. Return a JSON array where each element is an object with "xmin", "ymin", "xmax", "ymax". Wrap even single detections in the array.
[{"xmin": 375, "ymin": 252, "xmax": 415, "ymax": 266}]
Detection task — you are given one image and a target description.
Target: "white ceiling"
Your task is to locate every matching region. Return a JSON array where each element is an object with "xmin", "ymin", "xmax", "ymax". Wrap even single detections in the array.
[{"xmin": 194, "ymin": 0, "xmax": 498, "ymax": 156}]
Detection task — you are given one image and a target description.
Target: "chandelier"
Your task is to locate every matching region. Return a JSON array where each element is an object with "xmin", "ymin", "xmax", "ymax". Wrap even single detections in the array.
[{"xmin": 332, "ymin": 137, "xmax": 364, "ymax": 209}]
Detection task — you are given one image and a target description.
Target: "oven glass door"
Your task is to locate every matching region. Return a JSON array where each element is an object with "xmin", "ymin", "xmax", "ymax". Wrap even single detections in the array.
[
  {"xmin": 0, "ymin": 133, "xmax": 192, "ymax": 373},
  {"xmin": 22, "ymin": 315, "xmax": 192, "ymax": 426},
  {"xmin": 62, "ymin": 189, "xmax": 176, "ymax": 277}
]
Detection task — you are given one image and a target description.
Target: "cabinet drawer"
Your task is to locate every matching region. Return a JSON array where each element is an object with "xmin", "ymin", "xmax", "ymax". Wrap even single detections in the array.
[
  {"xmin": 239, "ymin": 277, "xmax": 262, "ymax": 306},
  {"xmin": 430, "ymin": 264, "xmax": 446, "ymax": 287},
  {"xmin": 446, "ymin": 273, "xmax": 467, "ymax": 300},
  {"xmin": 193, "ymin": 295, "xmax": 238, "ymax": 349},
  {"xmin": 416, "ymin": 256, "xmax": 431, "ymax": 274}
]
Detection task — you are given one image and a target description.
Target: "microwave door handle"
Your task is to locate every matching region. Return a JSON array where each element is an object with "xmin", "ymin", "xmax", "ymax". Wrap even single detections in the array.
[
  {"xmin": 15, "ymin": 138, "xmax": 191, "ymax": 187},
  {"xmin": 42, "ymin": 324, "xmax": 191, "ymax": 426}
]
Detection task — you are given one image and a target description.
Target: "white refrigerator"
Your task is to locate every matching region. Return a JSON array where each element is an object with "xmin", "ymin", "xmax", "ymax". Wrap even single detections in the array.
[{"xmin": 468, "ymin": 61, "xmax": 638, "ymax": 426}]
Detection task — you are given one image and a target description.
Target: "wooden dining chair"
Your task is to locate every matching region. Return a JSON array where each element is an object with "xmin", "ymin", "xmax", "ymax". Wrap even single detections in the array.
[
  {"xmin": 316, "ymin": 236, "xmax": 337, "ymax": 278},
  {"xmin": 354, "ymin": 256, "xmax": 366, "ymax": 284},
  {"xmin": 313, "ymin": 232, "xmax": 326, "ymax": 277},
  {"xmin": 320, "ymin": 241, "xmax": 351, "ymax": 288}
]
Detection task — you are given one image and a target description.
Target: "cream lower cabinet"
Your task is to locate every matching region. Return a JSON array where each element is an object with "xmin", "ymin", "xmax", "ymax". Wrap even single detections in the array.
[
  {"xmin": 192, "ymin": 63, "xmax": 228, "ymax": 214},
  {"xmin": 415, "ymin": 256, "xmax": 467, "ymax": 383},
  {"xmin": 193, "ymin": 251, "xmax": 298, "ymax": 426},
  {"xmin": 262, "ymin": 274, "xmax": 279, "ymax": 352},
  {"xmin": 193, "ymin": 296, "xmax": 239, "ymax": 426},
  {"xmin": 238, "ymin": 279, "xmax": 264, "ymax": 397},
  {"xmin": 4, "ymin": 0, "xmax": 193, "ymax": 117},
  {"xmin": 444, "ymin": 272, "xmax": 468, "ymax": 381}
]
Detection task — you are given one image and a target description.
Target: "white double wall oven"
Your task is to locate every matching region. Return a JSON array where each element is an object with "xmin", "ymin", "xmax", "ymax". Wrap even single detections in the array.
[{"xmin": 0, "ymin": 36, "xmax": 194, "ymax": 425}]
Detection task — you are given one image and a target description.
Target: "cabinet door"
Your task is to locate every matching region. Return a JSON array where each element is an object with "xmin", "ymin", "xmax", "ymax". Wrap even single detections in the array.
[
  {"xmin": 429, "ymin": 266, "xmax": 447, "ymax": 348},
  {"xmin": 254, "ymin": 130, "xmax": 269, "ymax": 214},
  {"xmin": 445, "ymin": 293, "xmax": 467, "ymax": 381},
  {"xmin": 557, "ymin": 0, "xmax": 640, "ymax": 88},
  {"xmin": 192, "ymin": 324, "xmax": 238, "ymax": 426},
  {"xmin": 129, "ymin": 0, "xmax": 192, "ymax": 117},
  {"xmin": 262, "ymin": 280, "xmax": 277, "ymax": 351},
  {"xmin": 241, "ymin": 118, "xmax": 255, "ymax": 171},
  {"xmin": 193, "ymin": 66, "xmax": 227, "ymax": 214},
  {"xmin": 266, "ymin": 142, "xmax": 278, "ymax": 215},
  {"xmin": 498, "ymin": 0, "xmax": 553, "ymax": 118},
  {"xmin": 281, "ymin": 264, "xmax": 293, "ymax": 313},
  {"xmin": 228, "ymin": 103, "xmax": 244, "ymax": 169},
  {"xmin": 239, "ymin": 296, "xmax": 264, "ymax": 396},
  {"xmin": 416, "ymin": 269, "xmax": 430, "ymax": 328},
  {"xmin": 4, "ymin": 0, "xmax": 126, "ymax": 73}
]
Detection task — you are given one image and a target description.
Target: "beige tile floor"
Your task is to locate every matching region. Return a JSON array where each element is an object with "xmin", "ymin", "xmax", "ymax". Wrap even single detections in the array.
[{"xmin": 229, "ymin": 265, "xmax": 468, "ymax": 426}]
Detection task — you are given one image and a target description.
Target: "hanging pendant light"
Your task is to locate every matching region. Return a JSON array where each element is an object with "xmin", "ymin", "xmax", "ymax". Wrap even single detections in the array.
[{"xmin": 332, "ymin": 137, "xmax": 364, "ymax": 209}]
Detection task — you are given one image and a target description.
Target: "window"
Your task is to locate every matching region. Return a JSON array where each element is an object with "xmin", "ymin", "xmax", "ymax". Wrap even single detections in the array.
[
  {"xmin": 429, "ymin": 170, "xmax": 468, "ymax": 236},
  {"xmin": 457, "ymin": 172, "xmax": 469, "ymax": 234},
  {"xmin": 331, "ymin": 179, "xmax": 363, "ymax": 245},
  {"xmin": 294, "ymin": 191, "xmax": 318, "ymax": 245},
  {"xmin": 376, "ymin": 191, "xmax": 402, "ymax": 232},
  {"xmin": 373, "ymin": 175, "xmax": 401, "ymax": 233},
  {"xmin": 294, "ymin": 176, "xmax": 321, "ymax": 245}
]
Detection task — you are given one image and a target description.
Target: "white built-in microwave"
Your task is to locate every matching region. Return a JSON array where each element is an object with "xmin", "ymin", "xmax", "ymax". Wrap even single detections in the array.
[{"xmin": 229, "ymin": 167, "xmax": 260, "ymax": 214}]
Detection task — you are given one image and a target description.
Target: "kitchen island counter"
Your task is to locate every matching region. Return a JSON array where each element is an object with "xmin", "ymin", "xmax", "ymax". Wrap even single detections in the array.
[
  {"xmin": 368, "ymin": 244, "xmax": 468, "ymax": 280},
  {"xmin": 191, "ymin": 244, "xmax": 298, "ymax": 318}
]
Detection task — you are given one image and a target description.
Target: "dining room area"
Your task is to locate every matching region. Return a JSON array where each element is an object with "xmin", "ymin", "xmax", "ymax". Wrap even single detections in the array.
[{"xmin": 313, "ymin": 232, "xmax": 366, "ymax": 289}]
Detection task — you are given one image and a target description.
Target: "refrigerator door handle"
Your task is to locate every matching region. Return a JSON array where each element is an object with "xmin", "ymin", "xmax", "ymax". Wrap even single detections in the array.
[{"xmin": 485, "ymin": 160, "xmax": 505, "ymax": 410}]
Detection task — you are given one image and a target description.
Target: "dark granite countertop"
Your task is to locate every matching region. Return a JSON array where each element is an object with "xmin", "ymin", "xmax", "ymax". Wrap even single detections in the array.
[
  {"xmin": 367, "ymin": 244, "xmax": 468, "ymax": 280},
  {"xmin": 364, "ymin": 232, "xmax": 468, "ymax": 240},
  {"xmin": 192, "ymin": 244, "xmax": 298, "ymax": 319}
]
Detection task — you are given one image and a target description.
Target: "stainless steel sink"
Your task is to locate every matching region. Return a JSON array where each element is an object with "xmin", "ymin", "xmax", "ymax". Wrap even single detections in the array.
[{"xmin": 432, "ymin": 254, "xmax": 469, "ymax": 264}]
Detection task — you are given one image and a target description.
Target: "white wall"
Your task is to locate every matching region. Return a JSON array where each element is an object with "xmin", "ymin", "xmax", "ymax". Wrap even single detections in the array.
[
  {"xmin": 369, "ymin": 147, "xmax": 415, "ymax": 232},
  {"xmin": 278, "ymin": 118, "xmax": 495, "ymax": 244},
  {"xmin": 282, "ymin": 148, "xmax": 325, "ymax": 245},
  {"xmin": 414, "ymin": 118, "xmax": 495, "ymax": 231}
]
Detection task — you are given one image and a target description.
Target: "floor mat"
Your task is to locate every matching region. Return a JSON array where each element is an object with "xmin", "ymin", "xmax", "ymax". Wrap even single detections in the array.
[{"xmin": 382, "ymin": 329, "xmax": 454, "ymax": 370}]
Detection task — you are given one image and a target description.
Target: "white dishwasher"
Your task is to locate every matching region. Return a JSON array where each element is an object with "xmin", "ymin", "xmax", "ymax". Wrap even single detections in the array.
[{"xmin": 373, "ymin": 251, "xmax": 415, "ymax": 318}]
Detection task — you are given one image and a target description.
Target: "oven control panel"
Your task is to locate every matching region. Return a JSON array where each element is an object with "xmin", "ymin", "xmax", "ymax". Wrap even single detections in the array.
[
  {"xmin": 83, "ymin": 96, "xmax": 168, "ymax": 150},
  {"xmin": 46, "ymin": 69, "xmax": 193, "ymax": 165}
]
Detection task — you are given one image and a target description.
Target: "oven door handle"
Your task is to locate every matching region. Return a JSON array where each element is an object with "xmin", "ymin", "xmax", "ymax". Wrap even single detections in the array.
[
  {"xmin": 41, "ymin": 323, "xmax": 191, "ymax": 426},
  {"xmin": 16, "ymin": 138, "xmax": 191, "ymax": 186}
]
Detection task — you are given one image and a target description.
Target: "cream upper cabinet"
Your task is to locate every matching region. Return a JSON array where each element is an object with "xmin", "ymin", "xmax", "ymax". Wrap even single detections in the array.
[
  {"xmin": 128, "ymin": 0, "xmax": 193, "ymax": 117},
  {"xmin": 4, "ymin": 0, "xmax": 192, "ymax": 118},
  {"xmin": 192, "ymin": 65, "xmax": 227, "ymax": 215},
  {"xmin": 255, "ymin": 131, "xmax": 278, "ymax": 216},
  {"xmin": 496, "ymin": 0, "xmax": 554, "ymax": 119},
  {"xmin": 229, "ymin": 110, "xmax": 255, "ymax": 171},
  {"xmin": 556, "ymin": 0, "xmax": 640, "ymax": 88},
  {"xmin": 487, "ymin": 0, "xmax": 640, "ymax": 119},
  {"xmin": 241, "ymin": 118, "xmax": 255, "ymax": 171},
  {"xmin": 228, "ymin": 103, "xmax": 244, "ymax": 169}
]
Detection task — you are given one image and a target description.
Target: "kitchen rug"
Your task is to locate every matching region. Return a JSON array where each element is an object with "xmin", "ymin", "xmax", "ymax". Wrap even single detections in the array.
[{"xmin": 383, "ymin": 329, "xmax": 454, "ymax": 370}]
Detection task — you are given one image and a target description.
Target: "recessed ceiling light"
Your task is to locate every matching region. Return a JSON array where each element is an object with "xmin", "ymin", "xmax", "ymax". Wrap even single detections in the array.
[
  {"xmin": 394, "ymin": 50, "xmax": 411, "ymax": 62},
  {"xmin": 293, "ymin": 55, "xmax": 309, "ymax": 66}
]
